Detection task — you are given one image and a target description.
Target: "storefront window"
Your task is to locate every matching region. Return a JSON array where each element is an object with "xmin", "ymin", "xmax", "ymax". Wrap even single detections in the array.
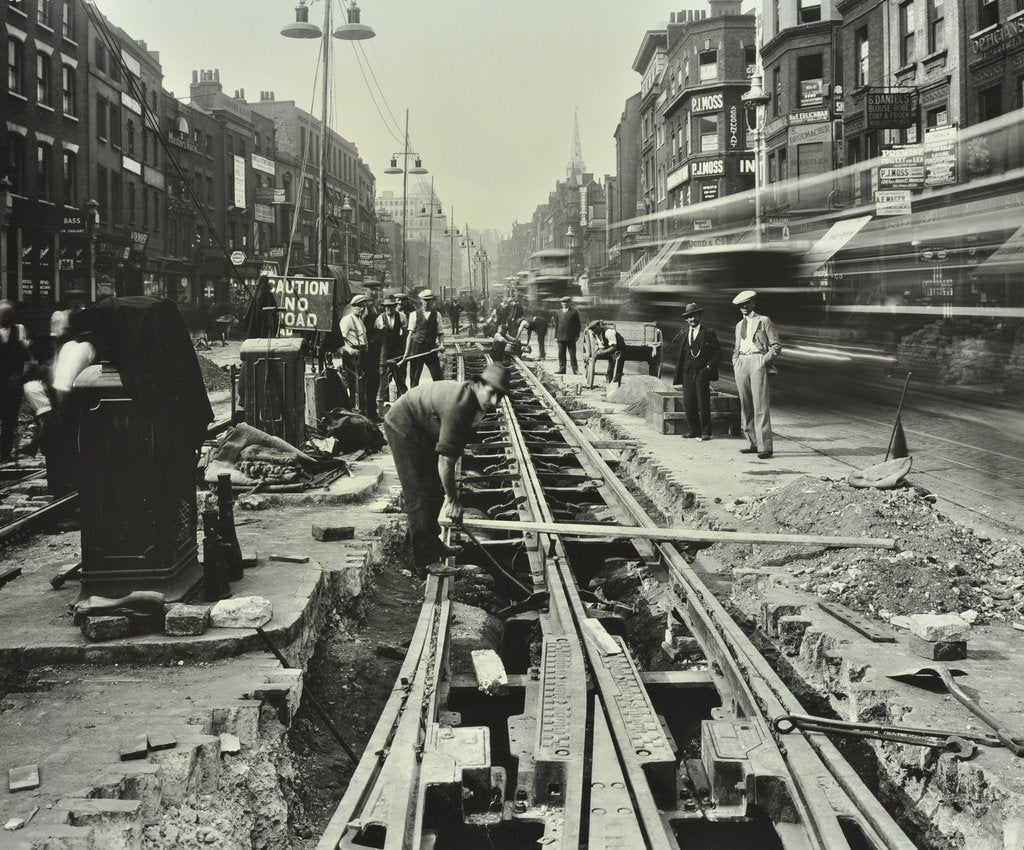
[{"xmin": 699, "ymin": 115, "xmax": 719, "ymax": 152}]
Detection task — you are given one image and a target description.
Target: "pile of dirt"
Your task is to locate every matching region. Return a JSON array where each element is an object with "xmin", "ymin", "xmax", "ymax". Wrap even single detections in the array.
[
  {"xmin": 709, "ymin": 476, "xmax": 1024, "ymax": 625},
  {"xmin": 196, "ymin": 355, "xmax": 230, "ymax": 392}
]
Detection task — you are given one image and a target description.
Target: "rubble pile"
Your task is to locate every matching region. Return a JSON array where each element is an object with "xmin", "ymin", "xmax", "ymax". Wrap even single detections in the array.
[
  {"xmin": 709, "ymin": 476, "xmax": 1024, "ymax": 625},
  {"xmin": 196, "ymin": 355, "xmax": 231, "ymax": 392}
]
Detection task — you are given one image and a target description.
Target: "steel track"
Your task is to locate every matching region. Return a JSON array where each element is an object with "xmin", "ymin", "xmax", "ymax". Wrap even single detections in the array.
[{"xmin": 317, "ymin": 351, "xmax": 918, "ymax": 850}]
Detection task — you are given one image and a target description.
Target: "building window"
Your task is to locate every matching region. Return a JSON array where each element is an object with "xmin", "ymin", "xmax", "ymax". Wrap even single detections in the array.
[
  {"xmin": 61, "ymin": 65, "xmax": 75, "ymax": 115},
  {"xmin": 799, "ymin": 0, "xmax": 821, "ymax": 24},
  {"xmin": 62, "ymin": 149, "xmax": 76, "ymax": 205},
  {"xmin": 36, "ymin": 53, "xmax": 51, "ymax": 106},
  {"xmin": 926, "ymin": 105, "xmax": 947, "ymax": 127},
  {"xmin": 97, "ymin": 164, "xmax": 108, "ymax": 220},
  {"xmin": 7, "ymin": 133, "xmax": 25, "ymax": 194},
  {"xmin": 142, "ymin": 186, "xmax": 148, "ymax": 227},
  {"xmin": 62, "ymin": 2, "xmax": 74, "ymax": 39},
  {"xmin": 979, "ymin": 84, "xmax": 1003, "ymax": 121},
  {"xmin": 111, "ymin": 173, "xmax": 122, "ymax": 224},
  {"xmin": 773, "ymin": 0, "xmax": 780, "ymax": 32},
  {"xmin": 111, "ymin": 104, "xmax": 121, "ymax": 147},
  {"xmin": 978, "ymin": 0, "xmax": 999, "ymax": 29},
  {"xmin": 227, "ymin": 134, "xmax": 233, "ymax": 155},
  {"xmin": 927, "ymin": 0, "xmax": 945, "ymax": 52},
  {"xmin": 205, "ymin": 134, "xmax": 212, "ymax": 155},
  {"xmin": 94, "ymin": 37, "xmax": 106, "ymax": 73},
  {"xmin": 856, "ymin": 28, "xmax": 869, "ymax": 87},
  {"xmin": 699, "ymin": 115, "xmax": 719, "ymax": 152},
  {"xmin": 8, "ymin": 0, "xmax": 26, "ymax": 14},
  {"xmin": 698, "ymin": 49, "xmax": 718, "ymax": 82},
  {"xmin": 206, "ymin": 175, "xmax": 213, "ymax": 205},
  {"xmin": 126, "ymin": 119, "xmax": 136, "ymax": 156},
  {"xmin": 37, "ymin": 143, "xmax": 52, "ymax": 201},
  {"xmin": 744, "ymin": 45, "xmax": 757, "ymax": 72},
  {"xmin": 899, "ymin": 1, "xmax": 915, "ymax": 65},
  {"xmin": 96, "ymin": 95, "xmax": 108, "ymax": 140},
  {"xmin": 7, "ymin": 37, "xmax": 24, "ymax": 95},
  {"xmin": 796, "ymin": 54, "xmax": 824, "ymax": 106},
  {"xmin": 772, "ymin": 66, "xmax": 781, "ymax": 116},
  {"xmin": 153, "ymin": 191, "xmax": 159, "ymax": 232},
  {"xmin": 37, "ymin": 0, "xmax": 51, "ymax": 27},
  {"xmin": 128, "ymin": 180, "xmax": 136, "ymax": 224}
]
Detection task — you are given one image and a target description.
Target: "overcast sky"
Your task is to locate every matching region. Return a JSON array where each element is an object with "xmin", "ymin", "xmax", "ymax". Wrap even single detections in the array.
[{"xmin": 94, "ymin": 0, "xmax": 699, "ymax": 233}]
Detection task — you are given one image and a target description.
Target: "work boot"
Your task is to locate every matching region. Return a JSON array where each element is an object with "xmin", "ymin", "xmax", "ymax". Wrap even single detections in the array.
[
  {"xmin": 757, "ymin": 451, "xmax": 773, "ymax": 459},
  {"xmin": 739, "ymin": 445, "xmax": 759, "ymax": 454}
]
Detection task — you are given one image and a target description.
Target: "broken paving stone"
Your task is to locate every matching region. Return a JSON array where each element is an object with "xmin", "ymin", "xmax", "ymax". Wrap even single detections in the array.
[
  {"xmin": 312, "ymin": 524, "xmax": 355, "ymax": 542},
  {"xmin": 269, "ymin": 553, "xmax": 309, "ymax": 564},
  {"xmin": 119, "ymin": 733, "xmax": 149, "ymax": 761},
  {"xmin": 238, "ymin": 495, "xmax": 268, "ymax": 511},
  {"xmin": 82, "ymin": 615, "xmax": 129, "ymax": 642},
  {"xmin": 219, "ymin": 733, "xmax": 241, "ymax": 754},
  {"xmin": 906, "ymin": 613, "xmax": 971, "ymax": 642},
  {"xmin": 147, "ymin": 731, "xmax": 177, "ymax": 751},
  {"xmin": 960, "ymin": 609, "xmax": 980, "ymax": 625},
  {"xmin": 165, "ymin": 604, "xmax": 210, "ymax": 637},
  {"xmin": 4, "ymin": 818, "xmax": 25, "ymax": 831},
  {"xmin": 210, "ymin": 596, "xmax": 273, "ymax": 628},
  {"xmin": 8, "ymin": 765, "xmax": 39, "ymax": 792}
]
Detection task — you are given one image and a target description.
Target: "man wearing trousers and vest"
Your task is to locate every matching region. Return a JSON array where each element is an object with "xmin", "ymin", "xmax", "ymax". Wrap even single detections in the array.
[
  {"xmin": 405, "ymin": 289, "xmax": 444, "ymax": 386},
  {"xmin": 384, "ymin": 362, "xmax": 510, "ymax": 576},
  {"xmin": 374, "ymin": 294, "xmax": 408, "ymax": 418},
  {"xmin": 732, "ymin": 290, "xmax": 781, "ymax": 459},
  {"xmin": 672, "ymin": 302, "xmax": 721, "ymax": 441}
]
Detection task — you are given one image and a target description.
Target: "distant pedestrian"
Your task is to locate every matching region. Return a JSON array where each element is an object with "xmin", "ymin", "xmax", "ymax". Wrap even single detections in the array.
[
  {"xmin": 405, "ymin": 289, "xmax": 444, "ymax": 386},
  {"xmin": 465, "ymin": 295, "xmax": 479, "ymax": 336},
  {"xmin": 672, "ymin": 302, "xmax": 721, "ymax": 440},
  {"xmin": 554, "ymin": 295, "xmax": 581, "ymax": 374},
  {"xmin": 450, "ymin": 298, "xmax": 462, "ymax": 334},
  {"xmin": 0, "ymin": 300, "xmax": 32, "ymax": 461},
  {"xmin": 731, "ymin": 290, "xmax": 781, "ymax": 459},
  {"xmin": 374, "ymin": 294, "xmax": 408, "ymax": 418},
  {"xmin": 587, "ymin": 319, "xmax": 625, "ymax": 388},
  {"xmin": 383, "ymin": 362, "xmax": 510, "ymax": 575}
]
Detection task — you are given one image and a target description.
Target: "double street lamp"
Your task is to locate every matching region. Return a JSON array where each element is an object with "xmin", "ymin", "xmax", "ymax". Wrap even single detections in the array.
[
  {"xmin": 384, "ymin": 111, "xmax": 428, "ymax": 292},
  {"xmin": 281, "ymin": 0, "xmax": 375, "ymax": 277},
  {"xmin": 742, "ymin": 72, "xmax": 771, "ymax": 247}
]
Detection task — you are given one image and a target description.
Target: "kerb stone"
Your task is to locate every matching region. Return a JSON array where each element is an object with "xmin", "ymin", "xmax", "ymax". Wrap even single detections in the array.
[
  {"xmin": 210, "ymin": 596, "xmax": 273, "ymax": 629},
  {"xmin": 906, "ymin": 613, "xmax": 971, "ymax": 642},
  {"xmin": 165, "ymin": 604, "xmax": 210, "ymax": 637},
  {"xmin": 83, "ymin": 616, "xmax": 129, "ymax": 642}
]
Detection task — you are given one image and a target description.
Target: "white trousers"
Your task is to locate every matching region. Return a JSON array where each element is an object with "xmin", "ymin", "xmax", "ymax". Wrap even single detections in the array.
[{"xmin": 733, "ymin": 354, "xmax": 773, "ymax": 453}]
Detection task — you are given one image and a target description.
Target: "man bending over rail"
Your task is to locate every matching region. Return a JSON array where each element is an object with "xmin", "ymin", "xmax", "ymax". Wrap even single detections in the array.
[{"xmin": 383, "ymin": 362, "xmax": 511, "ymax": 576}]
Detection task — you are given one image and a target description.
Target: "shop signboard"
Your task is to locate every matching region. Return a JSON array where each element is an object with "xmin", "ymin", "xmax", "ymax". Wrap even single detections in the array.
[
  {"xmin": 233, "ymin": 155, "xmax": 246, "ymax": 208},
  {"xmin": 874, "ymin": 190, "xmax": 912, "ymax": 216},
  {"xmin": 691, "ymin": 93, "xmax": 723, "ymax": 113},
  {"xmin": 254, "ymin": 203, "xmax": 275, "ymax": 224},
  {"xmin": 666, "ymin": 163, "xmax": 689, "ymax": 190},
  {"xmin": 866, "ymin": 91, "xmax": 917, "ymax": 129},
  {"xmin": 878, "ymin": 165, "xmax": 926, "ymax": 188},
  {"xmin": 256, "ymin": 187, "xmax": 286, "ymax": 205},
  {"xmin": 790, "ymin": 108, "xmax": 830, "ymax": 125},
  {"xmin": 266, "ymin": 276, "xmax": 335, "ymax": 331},
  {"xmin": 924, "ymin": 124, "xmax": 957, "ymax": 186},
  {"xmin": 700, "ymin": 183, "xmax": 720, "ymax": 202},
  {"xmin": 251, "ymin": 154, "xmax": 276, "ymax": 176}
]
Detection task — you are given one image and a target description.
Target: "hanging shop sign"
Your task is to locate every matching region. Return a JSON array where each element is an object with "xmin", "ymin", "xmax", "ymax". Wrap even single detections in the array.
[
  {"xmin": 233, "ymin": 155, "xmax": 246, "ymax": 208},
  {"xmin": 874, "ymin": 190, "xmax": 912, "ymax": 216},
  {"xmin": 266, "ymin": 276, "xmax": 335, "ymax": 331},
  {"xmin": 254, "ymin": 203, "xmax": 275, "ymax": 224},
  {"xmin": 690, "ymin": 158, "xmax": 725, "ymax": 178},
  {"xmin": 728, "ymin": 105, "xmax": 740, "ymax": 149},
  {"xmin": 866, "ymin": 91, "xmax": 918, "ymax": 129},
  {"xmin": 251, "ymin": 154, "xmax": 276, "ymax": 176},
  {"xmin": 924, "ymin": 125, "xmax": 957, "ymax": 186}
]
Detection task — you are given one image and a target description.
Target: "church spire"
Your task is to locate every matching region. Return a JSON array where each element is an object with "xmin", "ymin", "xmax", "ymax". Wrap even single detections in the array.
[{"xmin": 567, "ymin": 108, "xmax": 585, "ymax": 181}]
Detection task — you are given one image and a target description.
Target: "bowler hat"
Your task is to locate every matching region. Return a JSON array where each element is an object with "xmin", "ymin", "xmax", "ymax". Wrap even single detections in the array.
[
  {"xmin": 681, "ymin": 302, "xmax": 704, "ymax": 318},
  {"xmin": 559, "ymin": 296, "xmax": 571, "ymax": 303},
  {"xmin": 476, "ymin": 362, "xmax": 511, "ymax": 395},
  {"xmin": 732, "ymin": 289, "xmax": 758, "ymax": 306},
  {"xmin": 418, "ymin": 289, "xmax": 435, "ymax": 300}
]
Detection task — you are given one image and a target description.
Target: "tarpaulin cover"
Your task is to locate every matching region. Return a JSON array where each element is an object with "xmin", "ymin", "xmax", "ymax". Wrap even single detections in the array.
[{"xmin": 205, "ymin": 421, "xmax": 342, "ymax": 487}]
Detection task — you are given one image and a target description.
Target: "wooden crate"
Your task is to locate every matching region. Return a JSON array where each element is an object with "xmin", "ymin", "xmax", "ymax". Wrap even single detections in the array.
[{"xmin": 647, "ymin": 410, "xmax": 690, "ymax": 435}]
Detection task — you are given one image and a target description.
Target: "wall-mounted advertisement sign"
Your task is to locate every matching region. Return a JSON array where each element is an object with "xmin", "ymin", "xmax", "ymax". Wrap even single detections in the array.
[
  {"xmin": 233, "ymin": 155, "xmax": 246, "ymax": 208},
  {"xmin": 690, "ymin": 93, "xmax": 723, "ymax": 113},
  {"xmin": 874, "ymin": 190, "xmax": 912, "ymax": 216},
  {"xmin": 866, "ymin": 91, "xmax": 917, "ymax": 129},
  {"xmin": 924, "ymin": 124, "xmax": 957, "ymax": 186}
]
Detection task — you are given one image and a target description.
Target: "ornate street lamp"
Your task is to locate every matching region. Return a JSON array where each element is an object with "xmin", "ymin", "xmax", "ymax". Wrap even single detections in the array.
[
  {"xmin": 742, "ymin": 72, "xmax": 771, "ymax": 247},
  {"xmin": 383, "ymin": 110, "xmax": 428, "ymax": 290}
]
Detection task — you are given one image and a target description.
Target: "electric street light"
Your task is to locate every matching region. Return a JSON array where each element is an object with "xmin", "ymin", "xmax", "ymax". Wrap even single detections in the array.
[
  {"xmin": 443, "ymin": 217, "xmax": 460, "ymax": 302},
  {"xmin": 383, "ymin": 111, "xmax": 428, "ymax": 291},
  {"xmin": 282, "ymin": 0, "xmax": 375, "ymax": 276},
  {"xmin": 742, "ymin": 72, "xmax": 771, "ymax": 247}
]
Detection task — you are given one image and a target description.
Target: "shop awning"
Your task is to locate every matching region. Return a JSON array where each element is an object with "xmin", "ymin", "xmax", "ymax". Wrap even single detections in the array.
[
  {"xmin": 615, "ymin": 236, "xmax": 685, "ymax": 289},
  {"xmin": 977, "ymin": 221, "xmax": 1024, "ymax": 273},
  {"xmin": 798, "ymin": 215, "xmax": 872, "ymax": 276}
]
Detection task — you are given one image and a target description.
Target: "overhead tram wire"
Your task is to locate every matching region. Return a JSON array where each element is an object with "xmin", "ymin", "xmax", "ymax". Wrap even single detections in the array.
[
  {"xmin": 358, "ymin": 40, "xmax": 405, "ymax": 140},
  {"xmin": 345, "ymin": 29, "xmax": 404, "ymax": 146},
  {"xmin": 283, "ymin": 51, "xmax": 325, "ymax": 277},
  {"xmin": 82, "ymin": 0, "xmax": 255, "ymax": 298}
]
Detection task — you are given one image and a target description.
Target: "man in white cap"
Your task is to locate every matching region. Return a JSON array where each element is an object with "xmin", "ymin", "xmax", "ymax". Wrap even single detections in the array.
[
  {"xmin": 405, "ymin": 289, "xmax": 444, "ymax": 386},
  {"xmin": 339, "ymin": 294, "xmax": 369, "ymax": 414},
  {"xmin": 384, "ymin": 362, "xmax": 510, "ymax": 576},
  {"xmin": 731, "ymin": 290, "xmax": 781, "ymax": 459}
]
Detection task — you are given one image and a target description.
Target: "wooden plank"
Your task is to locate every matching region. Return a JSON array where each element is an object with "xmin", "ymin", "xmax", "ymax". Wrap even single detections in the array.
[
  {"xmin": 817, "ymin": 601, "xmax": 897, "ymax": 643},
  {"xmin": 452, "ymin": 517, "xmax": 897, "ymax": 550}
]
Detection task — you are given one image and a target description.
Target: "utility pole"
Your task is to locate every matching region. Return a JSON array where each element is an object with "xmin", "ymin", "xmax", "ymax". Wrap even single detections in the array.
[
  {"xmin": 315, "ymin": 0, "xmax": 331, "ymax": 277},
  {"xmin": 401, "ymin": 109, "xmax": 410, "ymax": 291},
  {"xmin": 448, "ymin": 206, "xmax": 455, "ymax": 300},
  {"xmin": 464, "ymin": 222, "xmax": 474, "ymax": 295},
  {"xmin": 426, "ymin": 175, "xmax": 434, "ymax": 291}
]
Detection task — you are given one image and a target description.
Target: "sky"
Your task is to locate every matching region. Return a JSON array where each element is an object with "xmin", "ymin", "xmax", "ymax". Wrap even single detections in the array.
[{"xmin": 93, "ymin": 0, "xmax": 695, "ymax": 233}]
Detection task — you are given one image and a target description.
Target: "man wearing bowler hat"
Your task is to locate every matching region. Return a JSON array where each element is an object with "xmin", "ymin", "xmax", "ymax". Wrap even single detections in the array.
[
  {"xmin": 384, "ymin": 362, "xmax": 510, "ymax": 576},
  {"xmin": 732, "ymin": 290, "xmax": 781, "ymax": 459},
  {"xmin": 374, "ymin": 294, "xmax": 408, "ymax": 416},
  {"xmin": 405, "ymin": 289, "xmax": 445, "ymax": 386},
  {"xmin": 672, "ymin": 302, "xmax": 721, "ymax": 440}
]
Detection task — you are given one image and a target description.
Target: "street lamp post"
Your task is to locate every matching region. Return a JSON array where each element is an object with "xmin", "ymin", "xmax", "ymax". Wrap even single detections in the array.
[
  {"xmin": 84, "ymin": 198, "xmax": 99, "ymax": 301},
  {"xmin": 565, "ymin": 226, "xmax": 576, "ymax": 279},
  {"xmin": 282, "ymin": 0, "xmax": 375, "ymax": 277},
  {"xmin": 384, "ymin": 111, "xmax": 427, "ymax": 292},
  {"xmin": 462, "ymin": 226, "xmax": 475, "ymax": 297},
  {"xmin": 742, "ymin": 73, "xmax": 771, "ymax": 247},
  {"xmin": 418, "ymin": 176, "xmax": 441, "ymax": 293},
  {"xmin": 443, "ymin": 215, "xmax": 460, "ymax": 302}
]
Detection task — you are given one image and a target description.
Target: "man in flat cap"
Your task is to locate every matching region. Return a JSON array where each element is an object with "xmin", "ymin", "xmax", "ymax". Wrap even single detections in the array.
[
  {"xmin": 732, "ymin": 290, "xmax": 781, "ymax": 459},
  {"xmin": 405, "ymin": 289, "xmax": 444, "ymax": 387},
  {"xmin": 339, "ymin": 294, "xmax": 370, "ymax": 414},
  {"xmin": 554, "ymin": 295, "xmax": 581, "ymax": 374},
  {"xmin": 384, "ymin": 362, "xmax": 510, "ymax": 576},
  {"xmin": 672, "ymin": 302, "xmax": 721, "ymax": 440},
  {"xmin": 374, "ymin": 293, "xmax": 408, "ymax": 416}
]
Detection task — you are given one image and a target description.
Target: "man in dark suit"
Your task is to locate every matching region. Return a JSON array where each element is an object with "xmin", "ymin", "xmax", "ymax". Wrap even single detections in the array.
[
  {"xmin": 554, "ymin": 295, "xmax": 581, "ymax": 374},
  {"xmin": 672, "ymin": 302, "xmax": 721, "ymax": 440}
]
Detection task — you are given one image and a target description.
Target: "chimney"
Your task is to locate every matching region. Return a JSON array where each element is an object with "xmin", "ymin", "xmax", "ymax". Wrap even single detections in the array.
[
  {"xmin": 192, "ymin": 70, "xmax": 198, "ymax": 83},
  {"xmin": 670, "ymin": 12, "xmax": 676, "ymax": 22},
  {"xmin": 214, "ymin": 69, "xmax": 220, "ymax": 82},
  {"xmin": 239, "ymin": 87, "xmax": 244, "ymax": 101},
  {"xmin": 137, "ymin": 39, "xmax": 147, "ymax": 50}
]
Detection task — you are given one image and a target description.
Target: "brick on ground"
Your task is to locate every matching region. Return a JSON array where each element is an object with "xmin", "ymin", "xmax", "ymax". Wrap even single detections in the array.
[
  {"xmin": 471, "ymin": 649, "xmax": 508, "ymax": 696},
  {"xmin": 83, "ymin": 616, "xmax": 129, "ymax": 642},
  {"xmin": 906, "ymin": 613, "xmax": 971, "ymax": 642},
  {"xmin": 165, "ymin": 604, "xmax": 210, "ymax": 637}
]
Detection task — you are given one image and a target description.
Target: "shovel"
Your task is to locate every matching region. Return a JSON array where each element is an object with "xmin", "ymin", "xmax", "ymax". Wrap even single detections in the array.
[{"xmin": 887, "ymin": 664, "xmax": 1024, "ymax": 756}]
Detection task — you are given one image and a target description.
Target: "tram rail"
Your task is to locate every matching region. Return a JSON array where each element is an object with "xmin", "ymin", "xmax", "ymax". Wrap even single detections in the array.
[{"xmin": 318, "ymin": 346, "xmax": 919, "ymax": 849}]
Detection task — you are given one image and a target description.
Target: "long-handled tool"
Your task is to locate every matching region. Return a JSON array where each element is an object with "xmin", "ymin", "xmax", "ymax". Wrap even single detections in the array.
[
  {"xmin": 255, "ymin": 627, "xmax": 359, "ymax": 762},
  {"xmin": 386, "ymin": 346, "xmax": 443, "ymax": 367},
  {"xmin": 886, "ymin": 665, "xmax": 1024, "ymax": 756},
  {"xmin": 446, "ymin": 519, "xmax": 531, "ymax": 602}
]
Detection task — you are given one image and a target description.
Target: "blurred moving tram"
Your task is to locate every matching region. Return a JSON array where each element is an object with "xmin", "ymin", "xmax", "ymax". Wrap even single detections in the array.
[{"xmin": 523, "ymin": 249, "xmax": 583, "ymax": 307}]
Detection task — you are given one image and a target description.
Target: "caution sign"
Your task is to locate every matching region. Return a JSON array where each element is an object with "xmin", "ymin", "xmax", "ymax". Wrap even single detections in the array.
[{"xmin": 266, "ymin": 276, "xmax": 335, "ymax": 331}]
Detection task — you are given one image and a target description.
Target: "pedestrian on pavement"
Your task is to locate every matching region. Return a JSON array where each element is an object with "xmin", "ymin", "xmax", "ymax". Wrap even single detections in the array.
[
  {"xmin": 374, "ymin": 294, "xmax": 408, "ymax": 417},
  {"xmin": 383, "ymin": 362, "xmax": 510, "ymax": 576},
  {"xmin": 0, "ymin": 300, "xmax": 33, "ymax": 461},
  {"xmin": 405, "ymin": 289, "xmax": 445, "ymax": 386},
  {"xmin": 554, "ymin": 295, "xmax": 581, "ymax": 374},
  {"xmin": 731, "ymin": 290, "xmax": 781, "ymax": 459},
  {"xmin": 672, "ymin": 302, "xmax": 721, "ymax": 441},
  {"xmin": 339, "ymin": 294, "xmax": 369, "ymax": 415},
  {"xmin": 449, "ymin": 298, "xmax": 462, "ymax": 334},
  {"xmin": 588, "ymin": 319, "xmax": 625, "ymax": 389}
]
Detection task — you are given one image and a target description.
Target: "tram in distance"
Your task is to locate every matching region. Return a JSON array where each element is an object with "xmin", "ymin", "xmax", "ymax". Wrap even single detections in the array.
[
  {"xmin": 607, "ymin": 108, "xmax": 1024, "ymax": 362},
  {"xmin": 522, "ymin": 249, "xmax": 583, "ymax": 307}
]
